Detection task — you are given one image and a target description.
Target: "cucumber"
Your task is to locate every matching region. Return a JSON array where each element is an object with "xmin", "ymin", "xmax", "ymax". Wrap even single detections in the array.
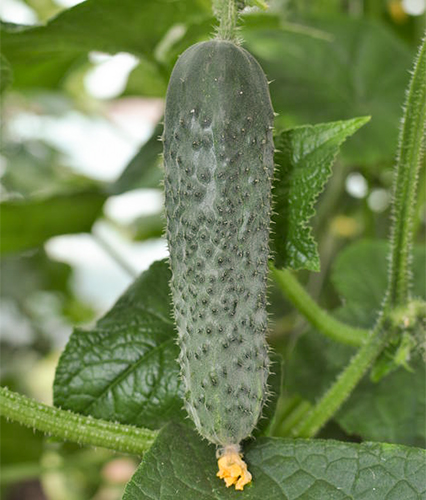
[{"xmin": 163, "ymin": 40, "xmax": 274, "ymax": 489}]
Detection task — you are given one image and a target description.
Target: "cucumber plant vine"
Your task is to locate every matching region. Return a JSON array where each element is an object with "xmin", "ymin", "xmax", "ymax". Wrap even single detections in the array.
[{"xmin": 0, "ymin": 0, "xmax": 425, "ymax": 497}]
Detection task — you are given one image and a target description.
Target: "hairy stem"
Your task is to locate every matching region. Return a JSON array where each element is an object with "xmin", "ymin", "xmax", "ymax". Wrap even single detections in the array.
[
  {"xmin": 292, "ymin": 320, "xmax": 388, "ymax": 438},
  {"xmin": 270, "ymin": 264, "xmax": 369, "ymax": 346},
  {"xmin": 0, "ymin": 387, "xmax": 157, "ymax": 456},
  {"xmin": 213, "ymin": 0, "xmax": 239, "ymax": 41},
  {"xmin": 385, "ymin": 33, "xmax": 426, "ymax": 309}
]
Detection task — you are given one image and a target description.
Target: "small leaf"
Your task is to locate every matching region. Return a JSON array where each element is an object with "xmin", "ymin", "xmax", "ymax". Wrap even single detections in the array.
[
  {"xmin": 111, "ymin": 123, "xmax": 163, "ymax": 194},
  {"xmin": 123, "ymin": 422, "xmax": 426, "ymax": 499},
  {"xmin": 0, "ymin": 189, "xmax": 106, "ymax": 254},
  {"xmin": 272, "ymin": 117, "xmax": 370, "ymax": 271},
  {"xmin": 53, "ymin": 260, "xmax": 184, "ymax": 429}
]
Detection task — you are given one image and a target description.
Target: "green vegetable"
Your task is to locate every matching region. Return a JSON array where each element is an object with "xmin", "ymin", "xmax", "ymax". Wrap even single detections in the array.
[{"xmin": 163, "ymin": 39, "xmax": 274, "ymax": 489}]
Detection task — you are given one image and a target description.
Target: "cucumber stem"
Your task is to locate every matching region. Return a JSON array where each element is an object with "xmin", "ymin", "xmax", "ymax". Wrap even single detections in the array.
[
  {"xmin": 213, "ymin": 0, "xmax": 239, "ymax": 41},
  {"xmin": 0, "ymin": 386, "xmax": 157, "ymax": 456}
]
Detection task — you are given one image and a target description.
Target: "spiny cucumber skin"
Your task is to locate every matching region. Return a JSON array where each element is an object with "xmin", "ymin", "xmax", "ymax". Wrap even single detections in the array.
[{"xmin": 163, "ymin": 40, "xmax": 274, "ymax": 447}]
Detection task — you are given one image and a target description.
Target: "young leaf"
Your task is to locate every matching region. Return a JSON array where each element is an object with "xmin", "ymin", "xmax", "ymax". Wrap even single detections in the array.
[
  {"xmin": 123, "ymin": 422, "xmax": 426, "ymax": 499},
  {"xmin": 272, "ymin": 117, "xmax": 370, "ymax": 271},
  {"xmin": 53, "ymin": 260, "xmax": 184, "ymax": 429},
  {"xmin": 0, "ymin": 189, "xmax": 106, "ymax": 254},
  {"xmin": 285, "ymin": 240, "xmax": 426, "ymax": 446}
]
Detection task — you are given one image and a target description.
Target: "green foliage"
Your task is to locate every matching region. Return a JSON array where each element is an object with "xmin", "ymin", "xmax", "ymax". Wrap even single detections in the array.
[
  {"xmin": 124, "ymin": 422, "xmax": 426, "ymax": 499},
  {"xmin": 0, "ymin": 0, "xmax": 210, "ymax": 90},
  {"xmin": 53, "ymin": 260, "xmax": 184, "ymax": 429},
  {"xmin": 0, "ymin": 189, "xmax": 106, "ymax": 254},
  {"xmin": 286, "ymin": 240, "xmax": 426, "ymax": 446},
  {"xmin": 272, "ymin": 117, "xmax": 370, "ymax": 271},
  {"xmin": 244, "ymin": 16, "xmax": 414, "ymax": 166},
  {"xmin": 1, "ymin": 0, "xmax": 425, "ymax": 497}
]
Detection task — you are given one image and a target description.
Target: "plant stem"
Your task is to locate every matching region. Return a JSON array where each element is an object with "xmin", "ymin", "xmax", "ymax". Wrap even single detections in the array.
[
  {"xmin": 270, "ymin": 264, "xmax": 369, "ymax": 346},
  {"xmin": 292, "ymin": 320, "xmax": 388, "ymax": 438},
  {"xmin": 385, "ymin": 33, "xmax": 426, "ymax": 309},
  {"xmin": 213, "ymin": 0, "xmax": 239, "ymax": 41},
  {"xmin": 0, "ymin": 387, "xmax": 157, "ymax": 456}
]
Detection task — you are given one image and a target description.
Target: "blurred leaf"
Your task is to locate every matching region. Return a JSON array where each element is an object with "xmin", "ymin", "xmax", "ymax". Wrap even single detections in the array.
[
  {"xmin": 111, "ymin": 123, "xmax": 163, "ymax": 194},
  {"xmin": 124, "ymin": 422, "xmax": 426, "ymax": 499},
  {"xmin": 0, "ymin": 419, "xmax": 44, "ymax": 466},
  {"xmin": 53, "ymin": 259, "xmax": 184, "ymax": 429},
  {"xmin": 0, "ymin": 189, "xmax": 106, "ymax": 254},
  {"xmin": 130, "ymin": 212, "xmax": 164, "ymax": 242},
  {"xmin": 332, "ymin": 240, "xmax": 426, "ymax": 328},
  {"xmin": 0, "ymin": 54, "xmax": 13, "ymax": 93},
  {"xmin": 2, "ymin": 140, "xmax": 101, "ymax": 198},
  {"xmin": 244, "ymin": 15, "xmax": 414, "ymax": 165},
  {"xmin": 272, "ymin": 117, "xmax": 369, "ymax": 271},
  {"xmin": 123, "ymin": 58, "xmax": 167, "ymax": 97},
  {"xmin": 285, "ymin": 240, "xmax": 426, "ymax": 446},
  {"xmin": 0, "ymin": 249, "xmax": 71, "ymax": 302},
  {"xmin": 0, "ymin": 0, "xmax": 210, "ymax": 90}
]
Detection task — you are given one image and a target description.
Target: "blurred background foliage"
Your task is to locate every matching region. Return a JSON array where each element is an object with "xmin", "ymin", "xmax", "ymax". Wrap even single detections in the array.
[{"xmin": 0, "ymin": 0, "xmax": 425, "ymax": 499}]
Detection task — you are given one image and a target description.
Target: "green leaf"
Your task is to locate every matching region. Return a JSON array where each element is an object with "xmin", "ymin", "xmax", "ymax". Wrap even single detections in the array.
[
  {"xmin": 244, "ymin": 15, "xmax": 414, "ymax": 166},
  {"xmin": 0, "ymin": 189, "xmax": 106, "ymax": 254},
  {"xmin": 0, "ymin": 54, "xmax": 13, "ymax": 93},
  {"xmin": 0, "ymin": 0, "xmax": 210, "ymax": 90},
  {"xmin": 123, "ymin": 422, "xmax": 426, "ymax": 499},
  {"xmin": 332, "ymin": 241, "xmax": 426, "ymax": 328},
  {"xmin": 286, "ymin": 240, "xmax": 426, "ymax": 446},
  {"xmin": 53, "ymin": 259, "xmax": 184, "ymax": 429},
  {"xmin": 110, "ymin": 123, "xmax": 163, "ymax": 194},
  {"xmin": 272, "ymin": 117, "xmax": 370, "ymax": 271}
]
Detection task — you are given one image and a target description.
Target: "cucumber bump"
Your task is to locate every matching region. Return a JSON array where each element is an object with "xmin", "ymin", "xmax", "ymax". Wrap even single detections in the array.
[{"xmin": 163, "ymin": 39, "xmax": 274, "ymax": 490}]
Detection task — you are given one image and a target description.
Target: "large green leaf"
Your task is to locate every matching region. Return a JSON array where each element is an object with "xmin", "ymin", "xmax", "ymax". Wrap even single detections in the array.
[
  {"xmin": 53, "ymin": 259, "xmax": 184, "ymax": 429},
  {"xmin": 272, "ymin": 117, "xmax": 369, "ymax": 271},
  {"xmin": 0, "ymin": 0, "xmax": 210, "ymax": 90},
  {"xmin": 286, "ymin": 240, "xmax": 426, "ymax": 446},
  {"xmin": 244, "ymin": 16, "xmax": 414, "ymax": 166},
  {"xmin": 0, "ymin": 189, "xmax": 106, "ymax": 254},
  {"xmin": 123, "ymin": 422, "xmax": 426, "ymax": 499}
]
